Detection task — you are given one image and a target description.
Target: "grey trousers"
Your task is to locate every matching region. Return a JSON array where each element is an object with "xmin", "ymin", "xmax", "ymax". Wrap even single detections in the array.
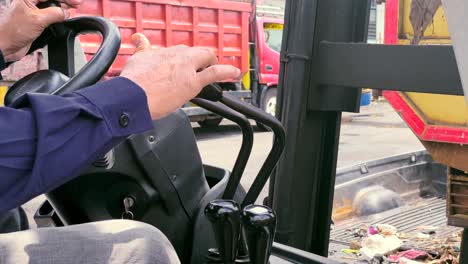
[{"xmin": 0, "ymin": 220, "xmax": 181, "ymax": 264}]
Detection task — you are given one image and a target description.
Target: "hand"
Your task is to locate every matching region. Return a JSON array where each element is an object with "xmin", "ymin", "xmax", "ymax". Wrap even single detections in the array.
[
  {"xmin": 0, "ymin": 0, "xmax": 81, "ymax": 62},
  {"xmin": 121, "ymin": 33, "xmax": 241, "ymax": 120}
]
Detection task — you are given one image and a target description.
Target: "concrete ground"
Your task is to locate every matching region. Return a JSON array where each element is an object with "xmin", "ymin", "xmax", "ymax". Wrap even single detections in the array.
[
  {"xmin": 194, "ymin": 100, "xmax": 424, "ymax": 203},
  {"xmin": 23, "ymin": 100, "xmax": 424, "ymax": 227}
]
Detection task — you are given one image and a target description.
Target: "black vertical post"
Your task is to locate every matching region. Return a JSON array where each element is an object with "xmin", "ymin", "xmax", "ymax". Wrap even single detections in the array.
[{"xmin": 270, "ymin": 0, "xmax": 370, "ymax": 256}]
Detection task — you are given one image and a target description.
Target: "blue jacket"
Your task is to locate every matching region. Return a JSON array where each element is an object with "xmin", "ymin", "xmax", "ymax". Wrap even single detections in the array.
[{"xmin": 0, "ymin": 77, "xmax": 153, "ymax": 214}]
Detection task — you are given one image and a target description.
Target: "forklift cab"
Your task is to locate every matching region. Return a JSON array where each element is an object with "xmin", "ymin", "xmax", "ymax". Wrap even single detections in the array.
[
  {"xmin": 4, "ymin": 0, "xmax": 468, "ymax": 263},
  {"xmin": 1, "ymin": 3, "xmax": 328, "ymax": 263}
]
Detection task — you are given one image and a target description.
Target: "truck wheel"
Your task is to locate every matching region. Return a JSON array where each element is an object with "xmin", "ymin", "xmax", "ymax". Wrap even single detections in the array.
[
  {"xmin": 197, "ymin": 117, "xmax": 223, "ymax": 128},
  {"xmin": 258, "ymin": 87, "xmax": 277, "ymax": 131},
  {"xmin": 261, "ymin": 87, "xmax": 277, "ymax": 117}
]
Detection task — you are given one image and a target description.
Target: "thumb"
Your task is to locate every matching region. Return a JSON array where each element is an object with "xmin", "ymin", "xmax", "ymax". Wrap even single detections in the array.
[
  {"xmin": 197, "ymin": 65, "xmax": 241, "ymax": 87},
  {"xmin": 36, "ymin": 7, "xmax": 69, "ymax": 27},
  {"xmin": 132, "ymin": 33, "xmax": 151, "ymax": 53}
]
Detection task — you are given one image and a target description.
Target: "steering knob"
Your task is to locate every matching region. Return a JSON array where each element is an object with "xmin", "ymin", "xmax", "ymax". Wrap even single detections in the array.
[
  {"xmin": 241, "ymin": 205, "xmax": 276, "ymax": 264},
  {"xmin": 205, "ymin": 199, "xmax": 241, "ymax": 264}
]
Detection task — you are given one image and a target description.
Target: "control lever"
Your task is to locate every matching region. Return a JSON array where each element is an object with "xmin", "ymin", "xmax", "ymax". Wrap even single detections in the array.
[
  {"xmin": 196, "ymin": 84, "xmax": 286, "ymax": 208},
  {"xmin": 205, "ymin": 200, "xmax": 242, "ymax": 264},
  {"xmin": 242, "ymin": 205, "xmax": 276, "ymax": 264}
]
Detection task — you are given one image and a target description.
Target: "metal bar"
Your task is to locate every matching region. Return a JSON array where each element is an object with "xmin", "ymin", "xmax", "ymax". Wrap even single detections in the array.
[
  {"xmin": 272, "ymin": 0, "xmax": 370, "ymax": 257},
  {"xmin": 271, "ymin": 243, "xmax": 340, "ymax": 264},
  {"xmin": 317, "ymin": 42, "xmax": 463, "ymax": 95},
  {"xmin": 217, "ymin": 95, "xmax": 285, "ymax": 208},
  {"xmin": 181, "ymin": 106, "xmax": 213, "ymax": 117},
  {"xmin": 190, "ymin": 98, "xmax": 254, "ymax": 200}
]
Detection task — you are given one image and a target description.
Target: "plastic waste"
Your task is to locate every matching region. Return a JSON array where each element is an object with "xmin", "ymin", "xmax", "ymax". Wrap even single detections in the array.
[
  {"xmin": 360, "ymin": 234, "xmax": 402, "ymax": 258},
  {"xmin": 389, "ymin": 249, "xmax": 428, "ymax": 261},
  {"xmin": 376, "ymin": 224, "xmax": 397, "ymax": 236}
]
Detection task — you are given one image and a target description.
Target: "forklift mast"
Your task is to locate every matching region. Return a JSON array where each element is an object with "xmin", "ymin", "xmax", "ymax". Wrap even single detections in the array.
[{"xmin": 271, "ymin": 0, "xmax": 463, "ymax": 257}]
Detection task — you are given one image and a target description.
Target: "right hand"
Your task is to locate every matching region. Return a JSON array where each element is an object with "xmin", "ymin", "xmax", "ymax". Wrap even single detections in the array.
[
  {"xmin": 121, "ymin": 33, "xmax": 241, "ymax": 120},
  {"xmin": 0, "ymin": 0, "xmax": 81, "ymax": 62}
]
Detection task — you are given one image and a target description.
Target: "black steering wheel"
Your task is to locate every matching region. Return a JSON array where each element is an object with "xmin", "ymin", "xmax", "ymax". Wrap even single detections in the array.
[{"xmin": 4, "ymin": 14, "xmax": 121, "ymax": 106}]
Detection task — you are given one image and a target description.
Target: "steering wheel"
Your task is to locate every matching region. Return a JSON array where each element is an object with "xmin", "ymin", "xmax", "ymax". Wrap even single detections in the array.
[{"xmin": 4, "ymin": 13, "xmax": 121, "ymax": 106}]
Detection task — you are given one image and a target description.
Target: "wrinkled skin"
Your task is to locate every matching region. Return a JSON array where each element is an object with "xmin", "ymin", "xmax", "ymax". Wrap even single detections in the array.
[{"xmin": 0, "ymin": 0, "xmax": 80, "ymax": 61}]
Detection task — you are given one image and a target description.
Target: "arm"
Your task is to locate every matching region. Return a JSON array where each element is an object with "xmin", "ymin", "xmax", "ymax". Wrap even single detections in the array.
[
  {"xmin": 0, "ymin": 77, "xmax": 153, "ymax": 214},
  {"xmin": 0, "ymin": 0, "xmax": 240, "ymax": 215}
]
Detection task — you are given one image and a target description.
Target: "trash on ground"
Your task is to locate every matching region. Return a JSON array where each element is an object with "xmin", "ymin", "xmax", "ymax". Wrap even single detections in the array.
[
  {"xmin": 342, "ymin": 248, "xmax": 360, "ymax": 255},
  {"xmin": 376, "ymin": 224, "xmax": 397, "ymax": 236},
  {"xmin": 340, "ymin": 222, "xmax": 461, "ymax": 264},
  {"xmin": 388, "ymin": 249, "xmax": 428, "ymax": 262},
  {"xmin": 349, "ymin": 240, "xmax": 362, "ymax": 250},
  {"xmin": 428, "ymin": 248, "xmax": 459, "ymax": 264},
  {"xmin": 368, "ymin": 226, "xmax": 379, "ymax": 236},
  {"xmin": 349, "ymin": 224, "xmax": 369, "ymax": 238},
  {"xmin": 360, "ymin": 234, "xmax": 402, "ymax": 258},
  {"xmin": 397, "ymin": 257, "xmax": 427, "ymax": 264},
  {"xmin": 417, "ymin": 226, "xmax": 438, "ymax": 235},
  {"xmin": 416, "ymin": 233, "xmax": 431, "ymax": 239}
]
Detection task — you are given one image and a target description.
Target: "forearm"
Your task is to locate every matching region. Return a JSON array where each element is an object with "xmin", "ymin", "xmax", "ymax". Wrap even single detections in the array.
[{"xmin": 0, "ymin": 77, "xmax": 153, "ymax": 213}]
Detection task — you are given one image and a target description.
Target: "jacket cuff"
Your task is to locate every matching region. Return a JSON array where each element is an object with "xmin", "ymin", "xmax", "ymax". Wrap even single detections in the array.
[{"xmin": 73, "ymin": 77, "xmax": 154, "ymax": 137}]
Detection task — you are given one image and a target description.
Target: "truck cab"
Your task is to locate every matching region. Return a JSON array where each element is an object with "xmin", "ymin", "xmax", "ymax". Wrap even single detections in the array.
[{"xmin": 256, "ymin": 17, "xmax": 283, "ymax": 116}]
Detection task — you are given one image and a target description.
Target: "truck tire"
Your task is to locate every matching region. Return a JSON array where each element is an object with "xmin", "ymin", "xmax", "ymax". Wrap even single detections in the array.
[
  {"xmin": 258, "ymin": 87, "xmax": 277, "ymax": 131},
  {"xmin": 197, "ymin": 117, "xmax": 223, "ymax": 128},
  {"xmin": 261, "ymin": 87, "xmax": 277, "ymax": 117}
]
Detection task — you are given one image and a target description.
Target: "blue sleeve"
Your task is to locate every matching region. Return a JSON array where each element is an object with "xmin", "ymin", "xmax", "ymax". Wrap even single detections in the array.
[{"xmin": 0, "ymin": 77, "xmax": 154, "ymax": 214}]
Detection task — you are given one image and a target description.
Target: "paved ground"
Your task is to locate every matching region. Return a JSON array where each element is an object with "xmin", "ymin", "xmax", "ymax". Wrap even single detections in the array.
[
  {"xmin": 194, "ymin": 100, "xmax": 424, "ymax": 203},
  {"xmin": 23, "ymin": 100, "xmax": 424, "ymax": 227}
]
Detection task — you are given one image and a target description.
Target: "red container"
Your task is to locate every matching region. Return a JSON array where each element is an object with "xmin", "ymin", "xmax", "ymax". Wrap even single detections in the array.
[{"xmin": 74, "ymin": 0, "xmax": 252, "ymax": 76}]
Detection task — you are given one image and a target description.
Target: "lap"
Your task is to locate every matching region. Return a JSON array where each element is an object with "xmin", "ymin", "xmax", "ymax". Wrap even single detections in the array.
[{"xmin": 0, "ymin": 220, "xmax": 180, "ymax": 264}]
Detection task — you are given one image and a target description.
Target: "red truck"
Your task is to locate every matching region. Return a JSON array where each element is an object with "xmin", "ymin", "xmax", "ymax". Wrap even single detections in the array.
[{"xmin": 0, "ymin": 0, "xmax": 284, "ymax": 126}]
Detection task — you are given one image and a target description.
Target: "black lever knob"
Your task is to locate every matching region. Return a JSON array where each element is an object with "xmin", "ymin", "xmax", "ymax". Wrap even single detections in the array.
[
  {"xmin": 205, "ymin": 199, "xmax": 241, "ymax": 264},
  {"xmin": 197, "ymin": 83, "xmax": 223, "ymax": 102},
  {"xmin": 241, "ymin": 205, "xmax": 276, "ymax": 264}
]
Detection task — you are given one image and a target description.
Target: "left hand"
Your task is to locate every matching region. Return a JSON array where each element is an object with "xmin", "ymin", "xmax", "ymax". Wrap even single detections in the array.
[{"xmin": 0, "ymin": 0, "xmax": 81, "ymax": 62}]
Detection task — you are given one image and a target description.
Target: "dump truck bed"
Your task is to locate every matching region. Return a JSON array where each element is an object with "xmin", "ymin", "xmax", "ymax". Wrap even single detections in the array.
[
  {"xmin": 329, "ymin": 151, "xmax": 461, "ymax": 263},
  {"xmin": 74, "ymin": 0, "xmax": 252, "ymax": 76}
]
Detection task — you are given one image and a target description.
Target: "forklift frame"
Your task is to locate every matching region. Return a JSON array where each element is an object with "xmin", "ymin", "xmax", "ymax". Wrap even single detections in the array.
[{"xmin": 271, "ymin": 0, "xmax": 462, "ymax": 258}]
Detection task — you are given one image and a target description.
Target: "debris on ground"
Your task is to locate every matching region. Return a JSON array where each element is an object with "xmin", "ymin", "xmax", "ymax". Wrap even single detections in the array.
[
  {"xmin": 348, "ymin": 224, "xmax": 370, "ymax": 238},
  {"xmin": 388, "ymin": 249, "xmax": 428, "ymax": 262},
  {"xmin": 428, "ymin": 248, "xmax": 459, "ymax": 264},
  {"xmin": 417, "ymin": 226, "xmax": 438, "ymax": 235},
  {"xmin": 349, "ymin": 240, "xmax": 362, "ymax": 250},
  {"xmin": 360, "ymin": 235, "xmax": 402, "ymax": 258},
  {"xmin": 416, "ymin": 233, "xmax": 431, "ymax": 239},
  {"xmin": 341, "ymin": 223, "xmax": 461, "ymax": 263},
  {"xmin": 342, "ymin": 249, "xmax": 361, "ymax": 255},
  {"xmin": 376, "ymin": 224, "xmax": 397, "ymax": 236}
]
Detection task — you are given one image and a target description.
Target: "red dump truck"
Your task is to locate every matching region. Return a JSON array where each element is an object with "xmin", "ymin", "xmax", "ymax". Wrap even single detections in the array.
[{"xmin": 0, "ymin": 0, "xmax": 284, "ymax": 126}]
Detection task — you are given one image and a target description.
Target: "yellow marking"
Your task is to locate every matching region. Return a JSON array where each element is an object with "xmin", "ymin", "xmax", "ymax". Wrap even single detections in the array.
[
  {"xmin": 0, "ymin": 86, "xmax": 7, "ymax": 107},
  {"xmin": 263, "ymin": 23, "xmax": 283, "ymax": 30}
]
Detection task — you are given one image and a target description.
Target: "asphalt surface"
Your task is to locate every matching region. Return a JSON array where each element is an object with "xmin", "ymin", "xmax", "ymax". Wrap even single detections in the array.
[
  {"xmin": 23, "ymin": 100, "xmax": 424, "ymax": 228},
  {"xmin": 195, "ymin": 100, "xmax": 424, "ymax": 204}
]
